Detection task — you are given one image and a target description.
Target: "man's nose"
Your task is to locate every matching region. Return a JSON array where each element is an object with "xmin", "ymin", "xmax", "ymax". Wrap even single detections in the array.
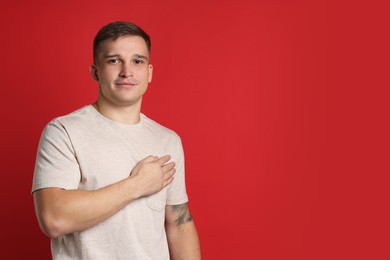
[{"xmin": 119, "ymin": 63, "xmax": 133, "ymax": 77}]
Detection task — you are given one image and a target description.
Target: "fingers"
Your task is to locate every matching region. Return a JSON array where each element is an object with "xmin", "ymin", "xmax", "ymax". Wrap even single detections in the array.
[
  {"xmin": 143, "ymin": 155, "xmax": 159, "ymax": 163},
  {"xmin": 156, "ymin": 155, "xmax": 171, "ymax": 166},
  {"xmin": 163, "ymin": 176, "xmax": 174, "ymax": 187},
  {"xmin": 162, "ymin": 161, "xmax": 175, "ymax": 172},
  {"xmin": 141, "ymin": 155, "xmax": 171, "ymax": 165},
  {"xmin": 165, "ymin": 166, "xmax": 176, "ymax": 177},
  {"xmin": 139, "ymin": 154, "xmax": 176, "ymax": 178},
  {"xmin": 163, "ymin": 168, "xmax": 175, "ymax": 187},
  {"xmin": 161, "ymin": 162, "xmax": 176, "ymax": 187}
]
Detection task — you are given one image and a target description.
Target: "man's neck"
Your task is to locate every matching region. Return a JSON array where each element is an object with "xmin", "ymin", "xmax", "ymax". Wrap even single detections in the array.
[{"xmin": 92, "ymin": 99, "xmax": 142, "ymax": 125}]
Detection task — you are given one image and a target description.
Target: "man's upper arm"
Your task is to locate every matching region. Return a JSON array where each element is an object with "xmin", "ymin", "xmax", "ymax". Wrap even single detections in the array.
[
  {"xmin": 32, "ymin": 120, "xmax": 81, "ymax": 193},
  {"xmin": 165, "ymin": 203, "xmax": 193, "ymax": 226}
]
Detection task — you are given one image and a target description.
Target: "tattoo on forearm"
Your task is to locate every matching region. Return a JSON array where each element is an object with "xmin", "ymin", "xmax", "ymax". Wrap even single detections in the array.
[{"xmin": 171, "ymin": 203, "xmax": 193, "ymax": 226}]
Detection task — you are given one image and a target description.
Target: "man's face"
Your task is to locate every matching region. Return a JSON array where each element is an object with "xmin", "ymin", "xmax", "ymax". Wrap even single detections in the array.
[{"xmin": 91, "ymin": 35, "xmax": 153, "ymax": 108}]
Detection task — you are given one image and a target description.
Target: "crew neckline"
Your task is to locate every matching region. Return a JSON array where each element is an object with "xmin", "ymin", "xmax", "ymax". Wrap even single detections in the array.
[{"xmin": 86, "ymin": 104, "xmax": 144, "ymax": 129}]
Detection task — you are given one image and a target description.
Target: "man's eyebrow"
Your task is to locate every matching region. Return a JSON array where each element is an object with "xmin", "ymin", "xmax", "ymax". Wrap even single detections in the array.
[
  {"xmin": 133, "ymin": 54, "xmax": 149, "ymax": 60},
  {"xmin": 103, "ymin": 54, "xmax": 121, "ymax": 59},
  {"xmin": 103, "ymin": 54, "xmax": 149, "ymax": 60}
]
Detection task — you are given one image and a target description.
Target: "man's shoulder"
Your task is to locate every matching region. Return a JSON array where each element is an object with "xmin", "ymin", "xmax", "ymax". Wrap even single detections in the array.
[
  {"xmin": 141, "ymin": 114, "xmax": 181, "ymax": 140},
  {"xmin": 42, "ymin": 105, "xmax": 95, "ymax": 136},
  {"xmin": 49, "ymin": 105, "xmax": 93, "ymax": 126}
]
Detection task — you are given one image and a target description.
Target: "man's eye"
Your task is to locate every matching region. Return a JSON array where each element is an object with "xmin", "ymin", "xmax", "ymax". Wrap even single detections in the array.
[
  {"xmin": 109, "ymin": 59, "xmax": 120, "ymax": 64},
  {"xmin": 134, "ymin": 59, "xmax": 144, "ymax": 64}
]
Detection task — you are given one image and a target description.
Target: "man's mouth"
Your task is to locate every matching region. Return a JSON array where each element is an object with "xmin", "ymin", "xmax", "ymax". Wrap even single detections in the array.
[{"xmin": 115, "ymin": 81, "xmax": 138, "ymax": 87}]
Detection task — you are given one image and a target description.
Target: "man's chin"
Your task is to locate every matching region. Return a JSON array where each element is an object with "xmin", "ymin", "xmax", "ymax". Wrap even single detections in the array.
[{"xmin": 112, "ymin": 97, "xmax": 142, "ymax": 108}]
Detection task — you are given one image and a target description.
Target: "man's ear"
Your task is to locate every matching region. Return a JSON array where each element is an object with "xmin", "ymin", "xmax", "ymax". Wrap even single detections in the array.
[
  {"xmin": 89, "ymin": 64, "xmax": 99, "ymax": 81},
  {"xmin": 148, "ymin": 64, "xmax": 153, "ymax": 83}
]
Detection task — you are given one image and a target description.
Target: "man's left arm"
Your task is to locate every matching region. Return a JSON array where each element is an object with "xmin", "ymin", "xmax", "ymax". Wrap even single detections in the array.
[{"xmin": 165, "ymin": 203, "xmax": 201, "ymax": 260}]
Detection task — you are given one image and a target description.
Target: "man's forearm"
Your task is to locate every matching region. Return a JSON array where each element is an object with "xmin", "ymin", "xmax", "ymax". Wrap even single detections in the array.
[
  {"xmin": 167, "ymin": 222, "xmax": 201, "ymax": 260},
  {"xmin": 34, "ymin": 155, "xmax": 176, "ymax": 238},
  {"xmin": 166, "ymin": 204, "xmax": 201, "ymax": 259},
  {"xmin": 34, "ymin": 177, "xmax": 138, "ymax": 238}
]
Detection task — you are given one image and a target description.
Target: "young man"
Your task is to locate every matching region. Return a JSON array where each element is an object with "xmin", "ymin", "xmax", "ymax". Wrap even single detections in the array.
[{"xmin": 32, "ymin": 21, "xmax": 201, "ymax": 260}]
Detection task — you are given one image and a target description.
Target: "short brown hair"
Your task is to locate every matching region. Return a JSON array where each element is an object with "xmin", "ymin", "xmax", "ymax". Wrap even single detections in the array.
[{"xmin": 93, "ymin": 21, "xmax": 151, "ymax": 63}]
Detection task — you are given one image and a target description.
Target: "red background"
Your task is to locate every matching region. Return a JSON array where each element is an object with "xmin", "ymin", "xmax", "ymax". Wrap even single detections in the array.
[{"xmin": 0, "ymin": 0, "xmax": 389, "ymax": 259}]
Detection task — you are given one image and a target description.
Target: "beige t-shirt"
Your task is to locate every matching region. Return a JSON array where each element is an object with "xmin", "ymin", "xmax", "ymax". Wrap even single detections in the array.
[{"xmin": 32, "ymin": 105, "xmax": 188, "ymax": 260}]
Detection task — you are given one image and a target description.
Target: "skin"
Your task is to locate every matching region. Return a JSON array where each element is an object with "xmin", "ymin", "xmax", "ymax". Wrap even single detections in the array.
[
  {"xmin": 90, "ymin": 35, "xmax": 153, "ymax": 124},
  {"xmin": 33, "ymin": 35, "xmax": 201, "ymax": 259},
  {"xmin": 166, "ymin": 203, "xmax": 201, "ymax": 260}
]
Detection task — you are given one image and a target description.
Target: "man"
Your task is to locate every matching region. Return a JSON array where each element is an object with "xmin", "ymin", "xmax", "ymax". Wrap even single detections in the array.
[{"xmin": 32, "ymin": 21, "xmax": 201, "ymax": 260}]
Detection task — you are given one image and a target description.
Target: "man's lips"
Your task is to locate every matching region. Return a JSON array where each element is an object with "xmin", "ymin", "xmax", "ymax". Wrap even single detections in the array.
[{"xmin": 115, "ymin": 81, "xmax": 138, "ymax": 87}]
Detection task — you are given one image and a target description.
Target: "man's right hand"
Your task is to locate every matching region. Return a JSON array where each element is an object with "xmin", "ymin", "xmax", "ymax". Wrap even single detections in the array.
[{"xmin": 128, "ymin": 155, "xmax": 176, "ymax": 198}]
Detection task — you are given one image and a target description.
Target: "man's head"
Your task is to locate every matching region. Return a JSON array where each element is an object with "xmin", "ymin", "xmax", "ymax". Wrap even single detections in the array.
[
  {"xmin": 90, "ymin": 21, "xmax": 153, "ymax": 110},
  {"xmin": 93, "ymin": 21, "xmax": 151, "ymax": 64}
]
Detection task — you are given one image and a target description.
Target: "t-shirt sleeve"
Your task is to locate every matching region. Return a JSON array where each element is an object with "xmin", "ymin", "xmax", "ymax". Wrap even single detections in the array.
[
  {"xmin": 166, "ymin": 136, "xmax": 189, "ymax": 205},
  {"xmin": 32, "ymin": 119, "xmax": 81, "ymax": 193}
]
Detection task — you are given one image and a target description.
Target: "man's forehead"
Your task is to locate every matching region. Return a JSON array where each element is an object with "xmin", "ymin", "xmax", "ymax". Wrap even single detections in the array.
[
  {"xmin": 102, "ymin": 36, "xmax": 148, "ymax": 49},
  {"xmin": 97, "ymin": 36, "xmax": 149, "ymax": 57}
]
